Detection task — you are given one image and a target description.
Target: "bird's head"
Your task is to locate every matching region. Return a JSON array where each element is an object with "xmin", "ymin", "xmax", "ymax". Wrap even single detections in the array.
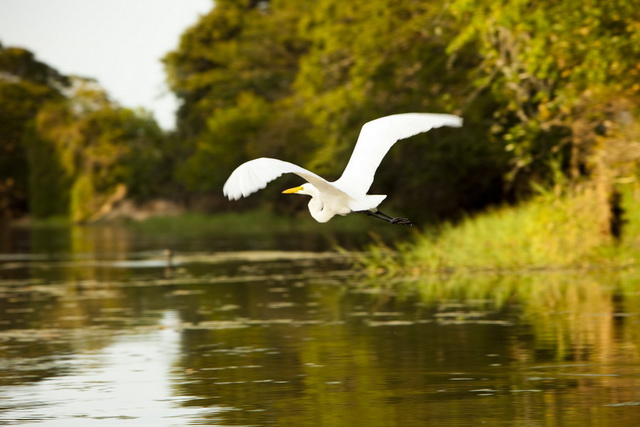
[{"xmin": 282, "ymin": 183, "xmax": 317, "ymax": 197}]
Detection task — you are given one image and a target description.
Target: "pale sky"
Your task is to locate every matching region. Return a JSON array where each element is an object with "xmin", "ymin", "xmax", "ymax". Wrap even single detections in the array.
[{"xmin": 0, "ymin": 0, "xmax": 213, "ymax": 129}]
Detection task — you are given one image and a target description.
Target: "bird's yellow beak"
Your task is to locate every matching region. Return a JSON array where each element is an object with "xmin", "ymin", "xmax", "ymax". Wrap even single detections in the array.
[{"xmin": 282, "ymin": 186, "xmax": 303, "ymax": 194}]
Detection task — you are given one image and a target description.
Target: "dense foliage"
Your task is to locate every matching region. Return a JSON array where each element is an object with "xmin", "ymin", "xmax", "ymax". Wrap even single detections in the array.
[
  {"xmin": 0, "ymin": 44, "xmax": 169, "ymax": 221},
  {"xmin": 449, "ymin": 0, "xmax": 640, "ymax": 190},
  {"xmin": 0, "ymin": 44, "xmax": 68, "ymax": 217},
  {"xmin": 27, "ymin": 79, "xmax": 168, "ymax": 221},
  {"xmin": 2, "ymin": 0, "xmax": 639, "ymax": 227},
  {"xmin": 165, "ymin": 0, "xmax": 640, "ymax": 224}
]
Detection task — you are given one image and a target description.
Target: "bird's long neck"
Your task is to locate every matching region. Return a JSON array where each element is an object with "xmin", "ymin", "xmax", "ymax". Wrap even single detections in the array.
[{"xmin": 308, "ymin": 197, "xmax": 334, "ymax": 223}]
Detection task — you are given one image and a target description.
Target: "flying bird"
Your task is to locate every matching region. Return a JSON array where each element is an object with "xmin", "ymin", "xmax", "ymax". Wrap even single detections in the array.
[{"xmin": 223, "ymin": 113, "xmax": 462, "ymax": 225}]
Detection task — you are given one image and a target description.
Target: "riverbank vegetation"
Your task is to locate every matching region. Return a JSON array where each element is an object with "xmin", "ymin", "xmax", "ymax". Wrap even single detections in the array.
[
  {"xmin": 2, "ymin": 0, "xmax": 640, "ymax": 270},
  {"xmin": 364, "ymin": 183, "xmax": 640, "ymax": 275}
]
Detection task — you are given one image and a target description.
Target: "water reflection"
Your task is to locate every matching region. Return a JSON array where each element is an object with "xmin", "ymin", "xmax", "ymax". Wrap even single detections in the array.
[
  {"xmin": 0, "ymin": 311, "xmax": 220, "ymax": 425},
  {"xmin": 0, "ymin": 224, "xmax": 639, "ymax": 426}
]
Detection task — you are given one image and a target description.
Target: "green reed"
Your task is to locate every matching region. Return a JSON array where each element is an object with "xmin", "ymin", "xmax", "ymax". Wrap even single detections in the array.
[{"xmin": 365, "ymin": 184, "xmax": 640, "ymax": 275}]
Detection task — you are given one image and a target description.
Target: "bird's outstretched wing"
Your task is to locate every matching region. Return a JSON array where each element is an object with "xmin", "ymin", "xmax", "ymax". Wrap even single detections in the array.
[
  {"xmin": 223, "ymin": 157, "xmax": 334, "ymax": 200},
  {"xmin": 334, "ymin": 113, "xmax": 462, "ymax": 196}
]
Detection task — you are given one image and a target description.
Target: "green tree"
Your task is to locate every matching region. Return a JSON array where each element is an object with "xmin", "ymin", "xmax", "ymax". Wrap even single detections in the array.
[
  {"xmin": 164, "ymin": 0, "xmax": 640, "ymax": 224},
  {"xmin": 166, "ymin": 0, "xmax": 507, "ymax": 220},
  {"xmin": 0, "ymin": 43, "xmax": 68, "ymax": 218},
  {"xmin": 165, "ymin": 0, "xmax": 308, "ymax": 137},
  {"xmin": 1, "ymin": 43, "xmax": 176, "ymax": 222},
  {"xmin": 291, "ymin": 0, "xmax": 506, "ymax": 220},
  {"xmin": 30, "ymin": 78, "xmax": 168, "ymax": 221},
  {"xmin": 448, "ymin": 0, "xmax": 640, "ymax": 190},
  {"xmin": 165, "ymin": 0, "xmax": 314, "ymax": 199}
]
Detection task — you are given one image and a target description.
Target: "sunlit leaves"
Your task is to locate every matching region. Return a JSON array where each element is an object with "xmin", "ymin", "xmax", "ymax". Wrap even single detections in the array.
[
  {"xmin": 28, "ymin": 78, "xmax": 166, "ymax": 220},
  {"xmin": 165, "ymin": 0, "xmax": 640, "ymax": 222},
  {"xmin": 165, "ymin": 0, "xmax": 308, "ymax": 139},
  {"xmin": 166, "ymin": 0, "xmax": 314, "ymax": 196},
  {"xmin": 448, "ymin": 0, "xmax": 640, "ymax": 187}
]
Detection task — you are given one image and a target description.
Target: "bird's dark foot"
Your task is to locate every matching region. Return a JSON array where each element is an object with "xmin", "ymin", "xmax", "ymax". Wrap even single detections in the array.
[
  {"xmin": 391, "ymin": 217, "xmax": 413, "ymax": 226},
  {"xmin": 358, "ymin": 210, "xmax": 413, "ymax": 226}
]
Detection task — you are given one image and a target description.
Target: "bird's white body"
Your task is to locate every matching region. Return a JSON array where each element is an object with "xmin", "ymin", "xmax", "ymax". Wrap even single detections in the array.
[
  {"xmin": 223, "ymin": 113, "xmax": 462, "ymax": 223},
  {"xmin": 287, "ymin": 181, "xmax": 386, "ymax": 223}
]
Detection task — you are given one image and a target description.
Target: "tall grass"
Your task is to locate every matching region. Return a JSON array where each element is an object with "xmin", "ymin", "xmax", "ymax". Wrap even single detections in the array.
[{"xmin": 365, "ymin": 184, "xmax": 640, "ymax": 275}]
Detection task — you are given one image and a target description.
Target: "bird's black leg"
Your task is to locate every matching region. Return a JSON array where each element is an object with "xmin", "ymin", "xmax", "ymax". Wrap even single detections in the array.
[
  {"xmin": 357, "ymin": 210, "xmax": 413, "ymax": 226},
  {"xmin": 359, "ymin": 210, "xmax": 392, "ymax": 224}
]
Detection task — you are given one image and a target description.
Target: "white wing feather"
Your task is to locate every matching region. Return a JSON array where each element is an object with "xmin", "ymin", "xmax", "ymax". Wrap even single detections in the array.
[
  {"xmin": 223, "ymin": 157, "xmax": 334, "ymax": 200},
  {"xmin": 333, "ymin": 113, "xmax": 462, "ymax": 196}
]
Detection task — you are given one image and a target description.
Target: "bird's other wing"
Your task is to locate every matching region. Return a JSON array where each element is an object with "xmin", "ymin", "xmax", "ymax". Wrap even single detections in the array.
[
  {"xmin": 333, "ymin": 113, "xmax": 462, "ymax": 196},
  {"xmin": 223, "ymin": 157, "xmax": 334, "ymax": 200}
]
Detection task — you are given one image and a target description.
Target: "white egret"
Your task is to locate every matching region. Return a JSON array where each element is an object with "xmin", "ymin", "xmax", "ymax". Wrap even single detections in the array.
[{"xmin": 223, "ymin": 113, "xmax": 462, "ymax": 225}]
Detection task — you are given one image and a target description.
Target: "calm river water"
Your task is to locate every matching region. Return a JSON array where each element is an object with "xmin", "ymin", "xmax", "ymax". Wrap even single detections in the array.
[{"xmin": 0, "ymin": 223, "xmax": 639, "ymax": 426}]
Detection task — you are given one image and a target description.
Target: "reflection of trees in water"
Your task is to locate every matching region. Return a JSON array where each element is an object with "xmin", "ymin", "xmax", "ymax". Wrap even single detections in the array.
[
  {"xmin": 2, "ymin": 225, "xmax": 640, "ymax": 425},
  {"xmin": 0, "ymin": 225, "xmax": 163, "ymax": 388},
  {"xmin": 409, "ymin": 273, "xmax": 640, "ymax": 363},
  {"xmin": 172, "ymin": 272, "xmax": 640, "ymax": 426}
]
